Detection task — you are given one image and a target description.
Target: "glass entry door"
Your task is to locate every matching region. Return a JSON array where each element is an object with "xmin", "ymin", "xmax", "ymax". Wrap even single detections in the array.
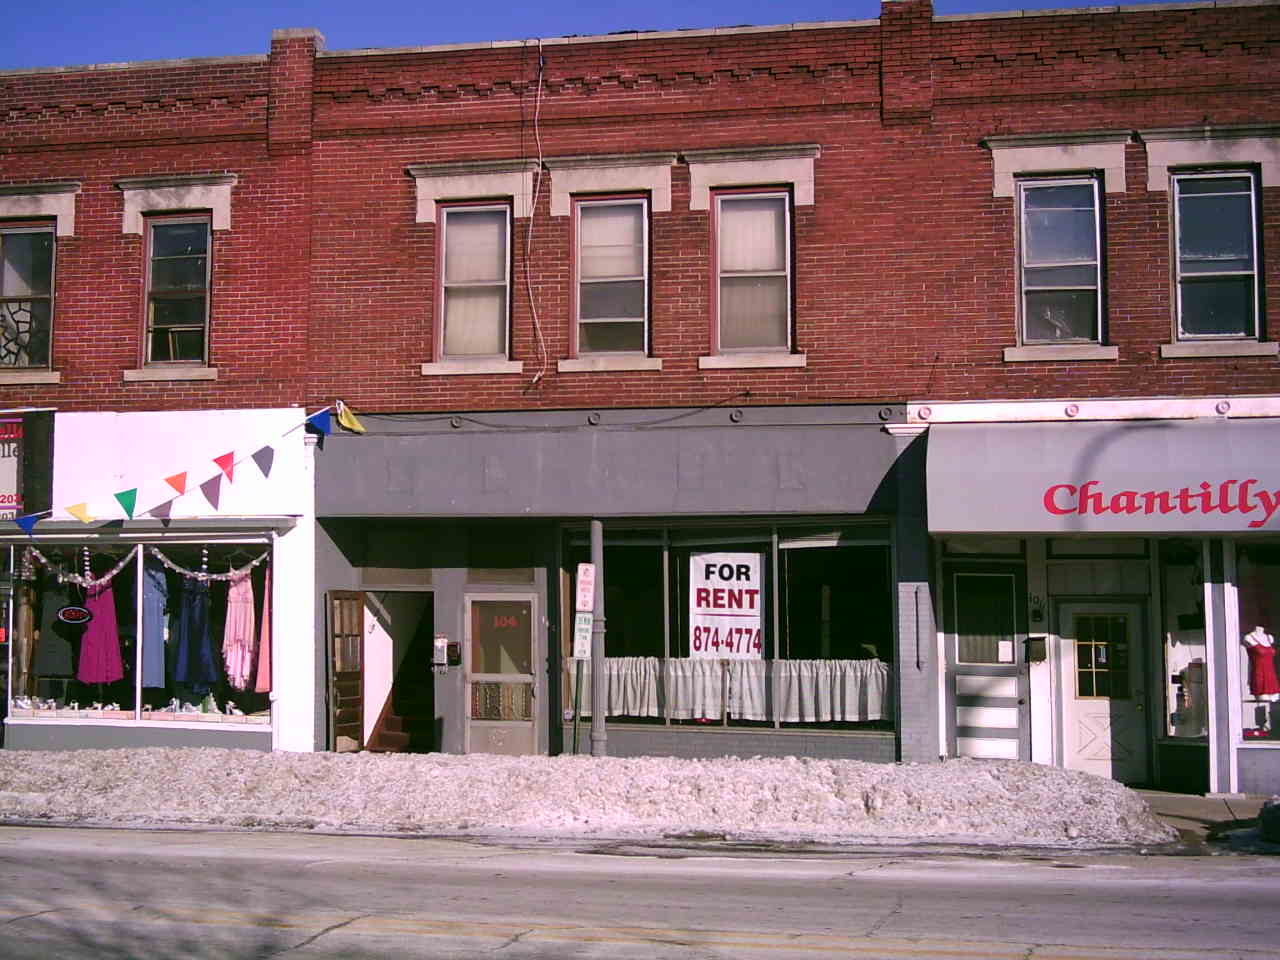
[{"xmin": 465, "ymin": 594, "xmax": 538, "ymax": 755}]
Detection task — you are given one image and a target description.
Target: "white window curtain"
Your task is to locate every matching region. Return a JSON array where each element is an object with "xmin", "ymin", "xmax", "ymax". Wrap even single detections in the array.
[
  {"xmin": 570, "ymin": 656, "xmax": 661, "ymax": 718},
  {"xmin": 775, "ymin": 659, "xmax": 891, "ymax": 723},
  {"xmin": 569, "ymin": 656, "xmax": 890, "ymax": 723},
  {"xmin": 718, "ymin": 196, "xmax": 787, "ymax": 349},
  {"xmin": 443, "ymin": 208, "xmax": 507, "ymax": 356},
  {"xmin": 580, "ymin": 204, "xmax": 643, "ymax": 282}
]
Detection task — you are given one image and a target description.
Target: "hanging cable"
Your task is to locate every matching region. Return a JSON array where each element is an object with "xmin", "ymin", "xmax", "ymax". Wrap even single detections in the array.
[{"xmin": 523, "ymin": 39, "xmax": 549, "ymax": 389}]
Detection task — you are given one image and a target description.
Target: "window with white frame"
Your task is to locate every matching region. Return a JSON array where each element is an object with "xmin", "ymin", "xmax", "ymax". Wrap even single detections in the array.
[
  {"xmin": 146, "ymin": 216, "xmax": 211, "ymax": 364},
  {"xmin": 575, "ymin": 197, "xmax": 648, "ymax": 354},
  {"xmin": 0, "ymin": 225, "xmax": 54, "ymax": 368},
  {"xmin": 1173, "ymin": 172, "xmax": 1259, "ymax": 340},
  {"xmin": 440, "ymin": 204, "xmax": 511, "ymax": 359},
  {"xmin": 1018, "ymin": 178, "xmax": 1102, "ymax": 344},
  {"xmin": 715, "ymin": 192, "xmax": 791, "ymax": 351}
]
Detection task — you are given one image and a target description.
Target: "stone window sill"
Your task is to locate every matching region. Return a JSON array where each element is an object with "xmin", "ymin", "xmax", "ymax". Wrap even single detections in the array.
[
  {"xmin": 1003, "ymin": 344, "xmax": 1119, "ymax": 362},
  {"xmin": 420, "ymin": 358, "xmax": 524, "ymax": 376},
  {"xmin": 558, "ymin": 355, "xmax": 663, "ymax": 373},
  {"xmin": 124, "ymin": 366, "xmax": 218, "ymax": 382},
  {"xmin": 0, "ymin": 368, "xmax": 62, "ymax": 385},
  {"xmin": 1159, "ymin": 341, "xmax": 1279, "ymax": 359},
  {"xmin": 698, "ymin": 352, "xmax": 807, "ymax": 370}
]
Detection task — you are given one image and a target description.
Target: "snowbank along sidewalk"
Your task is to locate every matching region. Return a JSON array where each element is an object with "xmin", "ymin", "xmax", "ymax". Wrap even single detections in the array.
[{"xmin": 0, "ymin": 749, "xmax": 1176, "ymax": 848}]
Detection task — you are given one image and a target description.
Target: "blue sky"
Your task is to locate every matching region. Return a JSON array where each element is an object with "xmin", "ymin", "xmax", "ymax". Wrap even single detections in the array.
[{"xmin": 8, "ymin": 0, "xmax": 1162, "ymax": 72}]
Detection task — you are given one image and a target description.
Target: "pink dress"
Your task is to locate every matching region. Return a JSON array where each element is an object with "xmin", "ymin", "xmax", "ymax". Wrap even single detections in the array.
[
  {"xmin": 78, "ymin": 581, "xmax": 124, "ymax": 684},
  {"xmin": 222, "ymin": 571, "xmax": 257, "ymax": 691},
  {"xmin": 1246, "ymin": 642, "xmax": 1280, "ymax": 697},
  {"xmin": 254, "ymin": 566, "xmax": 272, "ymax": 693}
]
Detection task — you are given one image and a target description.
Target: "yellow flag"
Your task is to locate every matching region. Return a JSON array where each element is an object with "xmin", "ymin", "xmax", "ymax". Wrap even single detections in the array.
[
  {"xmin": 335, "ymin": 400, "xmax": 366, "ymax": 434},
  {"xmin": 66, "ymin": 503, "xmax": 95, "ymax": 523}
]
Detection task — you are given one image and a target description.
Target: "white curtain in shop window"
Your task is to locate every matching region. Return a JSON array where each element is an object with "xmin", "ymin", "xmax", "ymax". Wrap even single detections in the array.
[
  {"xmin": 775, "ymin": 659, "xmax": 890, "ymax": 722},
  {"xmin": 570, "ymin": 656, "xmax": 661, "ymax": 718},
  {"xmin": 666, "ymin": 657, "xmax": 724, "ymax": 720},
  {"xmin": 728, "ymin": 659, "xmax": 768, "ymax": 721},
  {"xmin": 718, "ymin": 197, "xmax": 787, "ymax": 349},
  {"xmin": 443, "ymin": 209, "xmax": 507, "ymax": 356}
]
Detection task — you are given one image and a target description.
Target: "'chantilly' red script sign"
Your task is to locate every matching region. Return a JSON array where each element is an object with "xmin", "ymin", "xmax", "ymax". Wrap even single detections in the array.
[{"xmin": 1044, "ymin": 480, "xmax": 1280, "ymax": 528}]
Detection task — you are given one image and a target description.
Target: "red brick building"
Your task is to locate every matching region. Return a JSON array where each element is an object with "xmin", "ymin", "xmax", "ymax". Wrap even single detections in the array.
[{"xmin": 2, "ymin": 0, "xmax": 1278, "ymax": 794}]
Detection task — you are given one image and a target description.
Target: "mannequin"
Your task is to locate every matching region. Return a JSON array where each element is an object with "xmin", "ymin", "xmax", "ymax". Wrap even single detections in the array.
[{"xmin": 1243, "ymin": 627, "xmax": 1280, "ymax": 702}]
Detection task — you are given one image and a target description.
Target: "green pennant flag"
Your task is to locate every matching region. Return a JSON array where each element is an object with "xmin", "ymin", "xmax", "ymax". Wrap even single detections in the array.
[{"xmin": 114, "ymin": 488, "xmax": 138, "ymax": 519}]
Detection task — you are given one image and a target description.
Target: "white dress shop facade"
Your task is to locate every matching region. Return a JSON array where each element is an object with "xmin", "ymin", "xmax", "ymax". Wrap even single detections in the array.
[
  {"xmin": 3, "ymin": 408, "xmax": 318, "ymax": 752},
  {"xmin": 923, "ymin": 397, "xmax": 1280, "ymax": 795}
]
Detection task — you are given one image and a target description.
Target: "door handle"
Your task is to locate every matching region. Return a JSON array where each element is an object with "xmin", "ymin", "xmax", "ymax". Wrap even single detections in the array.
[{"xmin": 1017, "ymin": 698, "xmax": 1026, "ymax": 705}]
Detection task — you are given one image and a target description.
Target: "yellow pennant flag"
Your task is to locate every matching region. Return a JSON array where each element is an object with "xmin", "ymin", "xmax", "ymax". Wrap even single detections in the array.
[
  {"xmin": 66, "ymin": 503, "xmax": 95, "ymax": 524},
  {"xmin": 335, "ymin": 399, "xmax": 366, "ymax": 434}
]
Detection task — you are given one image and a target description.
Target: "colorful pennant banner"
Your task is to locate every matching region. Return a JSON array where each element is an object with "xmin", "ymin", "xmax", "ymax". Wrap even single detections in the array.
[{"xmin": 9, "ymin": 403, "xmax": 369, "ymax": 533}]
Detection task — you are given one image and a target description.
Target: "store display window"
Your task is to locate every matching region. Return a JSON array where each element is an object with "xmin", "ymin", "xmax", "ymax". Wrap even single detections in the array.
[
  {"xmin": 6, "ymin": 541, "xmax": 272, "ymax": 725},
  {"xmin": 1235, "ymin": 543, "xmax": 1280, "ymax": 742},
  {"xmin": 564, "ymin": 525, "xmax": 894, "ymax": 731},
  {"xmin": 1160, "ymin": 539, "xmax": 1208, "ymax": 739}
]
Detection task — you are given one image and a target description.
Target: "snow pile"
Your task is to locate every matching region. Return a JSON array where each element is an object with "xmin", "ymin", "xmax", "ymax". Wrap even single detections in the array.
[{"xmin": 0, "ymin": 749, "xmax": 1174, "ymax": 847}]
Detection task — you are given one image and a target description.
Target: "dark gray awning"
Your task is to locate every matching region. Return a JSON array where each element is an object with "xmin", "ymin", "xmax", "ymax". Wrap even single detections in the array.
[
  {"xmin": 317, "ymin": 408, "xmax": 904, "ymax": 519},
  {"xmin": 927, "ymin": 418, "xmax": 1280, "ymax": 534}
]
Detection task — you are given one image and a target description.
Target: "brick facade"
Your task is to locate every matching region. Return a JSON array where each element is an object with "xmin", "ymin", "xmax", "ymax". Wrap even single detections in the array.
[{"xmin": 2, "ymin": 0, "xmax": 1275, "ymax": 415}]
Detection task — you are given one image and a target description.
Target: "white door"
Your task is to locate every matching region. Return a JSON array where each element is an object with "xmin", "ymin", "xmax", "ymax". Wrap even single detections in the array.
[
  {"xmin": 464, "ymin": 594, "xmax": 538, "ymax": 755},
  {"xmin": 1059, "ymin": 602, "xmax": 1148, "ymax": 784}
]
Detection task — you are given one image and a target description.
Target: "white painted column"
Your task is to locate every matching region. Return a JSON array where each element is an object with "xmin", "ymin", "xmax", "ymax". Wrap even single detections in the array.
[{"xmin": 274, "ymin": 433, "xmax": 319, "ymax": 751}]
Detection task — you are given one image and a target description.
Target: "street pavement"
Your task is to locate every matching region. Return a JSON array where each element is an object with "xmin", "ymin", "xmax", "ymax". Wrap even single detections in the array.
[{"xmin": 0, "ymin": 813, "xmax": 1278, "ymax": 960}]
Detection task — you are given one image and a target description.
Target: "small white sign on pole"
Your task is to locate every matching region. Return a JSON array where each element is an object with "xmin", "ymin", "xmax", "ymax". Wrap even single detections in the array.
[
  {"xmin": 575, "ymin": 562, "xmax": 596, "ymax": 613},
  {"xmin": 689, "ymin": 551, "xmax": 763, "ymax": 659},
  {"xmin": 573, "ymin": 612, "xmax": 594, "ymax": 660}
]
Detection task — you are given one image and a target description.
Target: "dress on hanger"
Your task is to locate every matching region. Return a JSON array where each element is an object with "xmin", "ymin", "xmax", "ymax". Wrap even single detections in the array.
[
  {"xmin": 1246, "ymin": 640, "xmax": 1280, "ymax": 697},
  {"xmin": 78, "ymin": 580, "xmax": 124, "ymax": 685},
  {"xmin": 254, "ymin": 566, "xmax": 272, "ymax": 694},
  {"xmin": 141, "ymin": 560, "xmax": 169, "ymax": 688},
  {"xmin": 222, "ymin": 570, "xmax": 257, "ymax": 691},
  {"xmin": 173, "ymin": 578, "xmax": 218, "ymax": 690}
]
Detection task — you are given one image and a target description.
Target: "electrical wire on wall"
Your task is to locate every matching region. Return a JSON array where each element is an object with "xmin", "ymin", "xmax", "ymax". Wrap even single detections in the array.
[{"xmin": 522, "ymin": 39, "xmax": 549, "ymax": 389}]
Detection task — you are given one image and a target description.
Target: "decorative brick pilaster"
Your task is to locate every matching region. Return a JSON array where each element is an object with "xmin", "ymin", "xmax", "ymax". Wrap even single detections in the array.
[
  {"xmin": 269, "ymin": 27, "xmax": 323, "ymax": 155},
  {"xmin": 880, "ymin": 0, "xmax": 933, "ymax": 126}
]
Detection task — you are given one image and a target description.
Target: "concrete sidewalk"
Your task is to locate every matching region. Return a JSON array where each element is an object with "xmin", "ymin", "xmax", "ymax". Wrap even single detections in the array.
[{"xmin": 1137, "ymin": 789, "xmax": 1274, "ymax": 852}]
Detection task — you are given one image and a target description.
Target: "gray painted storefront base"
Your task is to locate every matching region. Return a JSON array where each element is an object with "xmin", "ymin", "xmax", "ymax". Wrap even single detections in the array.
[
  {"xmin": 560, "ymin": 725, "xmax": 897, "ymax": 763},
  {"xmin": 1238, "ymin": 749, "xmax": 1280, "ymax": 795},
  {"xmin": 4, "ymin": 722, "xmax": 272, "ymax": 752}
]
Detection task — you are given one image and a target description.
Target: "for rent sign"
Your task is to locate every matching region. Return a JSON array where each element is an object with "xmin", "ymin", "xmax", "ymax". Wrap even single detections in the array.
[{"xmin": 689, "ymin": 552, "xmax": 763, "ymax": 659}]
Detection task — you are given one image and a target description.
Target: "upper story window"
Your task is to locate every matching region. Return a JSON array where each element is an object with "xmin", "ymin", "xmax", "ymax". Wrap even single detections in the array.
[
  {"xmin": 439, "ymin": 203, "xmax": 511, "ymax": 360},
  {"xmin": 0, "ymin": 225, "xmax": 54, "ymax": 369},
  {"xmin": 1018, "ymin": 178, "xmax": 1102, "ymax": 345},
  {"xmin": 715, "ymin": 191, "xmax": 792, "ymax": 353},
  {"xmin": 1173, "ymin": 171, "xmax": 1258, "ymax": 341},
  {"xmin": 575, "ymin": 197, "xmax": 648, "ymax": 354},
  {"xmin": 146, "ymin": 216, "xmax": 211, "ymax": 364}
]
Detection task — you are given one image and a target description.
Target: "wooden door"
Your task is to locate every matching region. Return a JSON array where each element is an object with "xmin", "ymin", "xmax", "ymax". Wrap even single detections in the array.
[
  {"xmin": 1060, "ymin": 601, "xmax": 1149, "ymax": 784},
  {"xmin": 327, "ymin": 590, "xmax": 364, "ymax": 752}
]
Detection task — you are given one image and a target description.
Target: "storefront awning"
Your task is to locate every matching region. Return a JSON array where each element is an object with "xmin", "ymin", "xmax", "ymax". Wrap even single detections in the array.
[{"xmin": 927, "ymin": 418, "xmax": 1280, "ymax": 534}]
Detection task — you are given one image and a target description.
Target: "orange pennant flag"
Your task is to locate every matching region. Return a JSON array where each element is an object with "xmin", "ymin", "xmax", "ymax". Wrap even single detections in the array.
[
  {"xmin": 166, "ymin": 472, "xmax": 188, "ymax": 495},
  {"xmin": 213, "ymin": 452, "xmax": 235, "ymax": 482}
]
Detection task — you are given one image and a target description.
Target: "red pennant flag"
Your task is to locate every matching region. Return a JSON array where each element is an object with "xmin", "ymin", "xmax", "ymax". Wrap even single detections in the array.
[
  {"xmin": 200, "ymin": 475, "xmax": 222, "ymax": 511},
  {"xmin": 166, "ymin": 472, "xmax": 188, "ymax": 495},
  {"xmin": 213, "ymin": 452, "xmax": 235, "ymax": 482}
]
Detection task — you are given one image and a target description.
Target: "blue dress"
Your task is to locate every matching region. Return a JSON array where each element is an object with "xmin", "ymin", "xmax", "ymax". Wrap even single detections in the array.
[
  {"xmin": 141, "ymin": 560, "xmax": 168, "ymax": 688},
  {"xmin": 173, "ymin": 579, "xmax": 218, "ymax": 691}
]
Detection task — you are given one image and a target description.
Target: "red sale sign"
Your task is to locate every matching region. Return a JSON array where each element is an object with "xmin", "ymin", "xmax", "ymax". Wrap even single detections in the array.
[{"xmin": 689, "ymin": 551, "xmax": 763, "ymax": 659}]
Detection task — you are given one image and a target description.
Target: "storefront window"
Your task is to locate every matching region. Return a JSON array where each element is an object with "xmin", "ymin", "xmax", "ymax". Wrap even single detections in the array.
[
  {"xmin": 565, "ymin": 526, "xmax": 893, "ymax": 731},
  {"xmin": 1161, "ymin": 539, "xmax": 1208, "ymax": 739},
  {"xmin": 1235, "ymin": 543, "xmax": 1280, "ymax": 742},
  {"xmin": 7, "ymin": 542, "xmax": 272, "ymax": 725}
]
